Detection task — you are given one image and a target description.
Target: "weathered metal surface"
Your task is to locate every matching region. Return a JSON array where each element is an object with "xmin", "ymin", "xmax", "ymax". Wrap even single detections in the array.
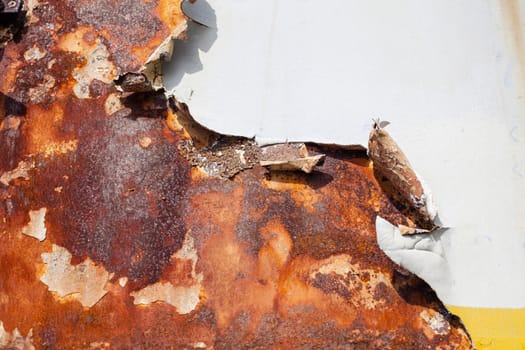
[{"xmin": 0, "ymin": 0, "xmax": 474, "ymax": 349}]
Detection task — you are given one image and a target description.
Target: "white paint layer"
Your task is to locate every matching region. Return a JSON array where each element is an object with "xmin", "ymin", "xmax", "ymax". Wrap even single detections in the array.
[{"xmin": 166, "ymin": 0, "xmax": 525, "ymax": 308}]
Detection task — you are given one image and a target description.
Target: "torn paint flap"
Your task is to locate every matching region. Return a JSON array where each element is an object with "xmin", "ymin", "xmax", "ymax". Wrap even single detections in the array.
[
  {"xmin": 368, "ymin": 121, "xmax": 437, "ymax": 229},
  {"xmin": 376, "ymin": 216, "xmax": 451, "ymax": 302},
  {"xmin": 260, "ymin": 143, "xmax": 325, "ymax": 173}
]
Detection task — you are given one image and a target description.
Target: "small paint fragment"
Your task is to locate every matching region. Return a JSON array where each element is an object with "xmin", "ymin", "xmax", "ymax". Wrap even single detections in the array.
[
  {"xmin": 235, "ymin": 149, "xmax": 246, "ymax": 164},
  {"xmin": 131, "ymin": 282, "xmax": 201, "ymax": 314},
  {"xmin": 23, "ymin": 45, "xmax": 46, "ymax": 61},
  {"xmin": 0, "ymin": 321, "xmax": 35, "ymax": 350},
  {"xmin": 118, "ymin": 277, "xmax": 128, "ymax": 288},
  {"xmin": 421, "ymin": 309, "xmax": 451, "ymax": 336},
  {"xmin": 139, "ymin": 136, "xmax": 152, "ymax": 148},
  {"xmin": 260, "ymin": 143, "xmax": 325, "ymax": 173},
  {"xmin": 22, "ymin": 208, "xmax": 47, "ymax": 241},
  {"xmin": 0, "ymin": 160, "xmax": 35, "ymax": 186},
  {"xmin": 40, "ymin": 245, "xmax": 109, "ymax": 308}
]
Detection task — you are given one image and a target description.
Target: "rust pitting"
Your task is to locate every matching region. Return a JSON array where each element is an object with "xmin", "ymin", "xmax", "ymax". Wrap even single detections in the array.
[{"xmin": 37, "ymin": 95, "xmax": 191, "ymax": 289}]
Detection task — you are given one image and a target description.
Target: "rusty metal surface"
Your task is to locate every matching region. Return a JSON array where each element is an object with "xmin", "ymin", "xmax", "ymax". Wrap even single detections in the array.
[{"xmin": 0, "ymin": 1, "xmax": 474, "ymax": 349}]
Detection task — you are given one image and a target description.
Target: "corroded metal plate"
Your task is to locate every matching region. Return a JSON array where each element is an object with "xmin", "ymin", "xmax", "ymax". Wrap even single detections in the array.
[{"xmin": 0, "ymin": 1, "xmax": 473, "ymax": 349}]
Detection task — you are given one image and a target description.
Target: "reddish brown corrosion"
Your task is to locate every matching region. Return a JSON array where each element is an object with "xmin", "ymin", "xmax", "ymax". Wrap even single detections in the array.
[{"xmin": 0, "ymin": 0, "xmax": 473, "ymax": 349}]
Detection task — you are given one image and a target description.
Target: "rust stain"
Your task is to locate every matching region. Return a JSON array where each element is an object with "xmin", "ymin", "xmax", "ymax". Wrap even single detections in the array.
[
  {"xmin": 500, "ymin": 0, "xmax": 525, "ymax": 92},
  {"xmin": 0, "ymin": 0, "xmax": 474, "ymax": 348}
]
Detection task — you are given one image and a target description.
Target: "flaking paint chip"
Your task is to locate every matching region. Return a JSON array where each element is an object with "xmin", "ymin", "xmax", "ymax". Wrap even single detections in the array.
[
  {"xmin": 40, "ymin": 245, "xmax": 109, "ymax": 308},
  {"xmin": 22, "ymin": 208, "xmax": 47, "ymax": 241}
]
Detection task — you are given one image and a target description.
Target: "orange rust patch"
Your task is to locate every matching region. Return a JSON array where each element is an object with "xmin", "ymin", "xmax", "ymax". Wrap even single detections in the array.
[
  {"xmin": 263, "ymin": 172, "xmax": 322, "ymax": 213},
  {"xmin": 154, "ymin": 0, "xmax": 186, "ymax": 31},
  {"xmin": 23, "ymin": 104, "xmax": 66, "ymax": 156}
]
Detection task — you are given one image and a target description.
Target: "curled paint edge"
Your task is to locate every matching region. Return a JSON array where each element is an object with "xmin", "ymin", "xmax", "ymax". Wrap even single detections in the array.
[
  {"xmin": 368, "ymin": 121, "xmax": 438, "ymax": 229},
  {"xmin": 141, "ymin": 0, "xmax": 214, "ymax": 91},
  {"xmin": 376, "ymin": 215, "xmax": 451, "ymax": 302},
  {"xmin": 141, "ymin": 21, "xmax": 188, "ymax": 91}
]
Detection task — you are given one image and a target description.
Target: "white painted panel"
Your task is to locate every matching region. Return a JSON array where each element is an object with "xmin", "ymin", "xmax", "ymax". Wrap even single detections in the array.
[{"xmin": 165, "ymin": 0, "xmax": 525, "ymax": 308}]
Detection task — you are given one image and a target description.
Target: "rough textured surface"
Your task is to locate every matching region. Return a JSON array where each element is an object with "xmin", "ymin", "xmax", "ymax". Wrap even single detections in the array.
[{"xmin": 0, "ymin": 0, "xmax": 474, "ymax": 348}]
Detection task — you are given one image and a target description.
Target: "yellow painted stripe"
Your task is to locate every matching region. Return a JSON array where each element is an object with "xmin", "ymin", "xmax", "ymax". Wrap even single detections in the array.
[{"xmin": 447, "ymin": 305, "xmax": 525, "ymax": 350}]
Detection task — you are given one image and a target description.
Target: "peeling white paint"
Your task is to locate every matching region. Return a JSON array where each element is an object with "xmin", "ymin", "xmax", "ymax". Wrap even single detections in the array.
[
  {"xmin": 376, "ymin": 216, "xmax": 451, "ymax": 302},
  {"xmin": 22, "ymin": 208, "xmax": 47, "ymax": 241},
  {"xmin": 165, "ymin": 0, "xmax": 525, "ymax": 308},
  {"xmin": 416, "ymin": 171, "xmax": 438, "ymax": 222},
  {"xmin": 40, "ymin": 245, "xmax": 109, "ymax": 308},
  {"xmin": 25, "ymin": 0, "xmax": 41, "ymax": 25},
  {"xmin": 73, "ymin": 42, "xmax": 117, "ymax": 99},
  {"xmin": 0, "ymin": 321, "xmax": 35, "ymax": 350}
]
